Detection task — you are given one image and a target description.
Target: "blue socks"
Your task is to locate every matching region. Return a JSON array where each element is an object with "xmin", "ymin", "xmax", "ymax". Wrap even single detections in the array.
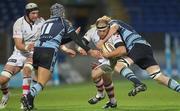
[
  {"xmin": 168, "ymin": 79, "xmax": 180, "ymax": 92},
  {"xmin": 30, "ymin": 83, "xmax": 43, "ymax": 97},
  {"xmin": 120, "ymin": 67, "xmax": 142, "ymax": 85}
]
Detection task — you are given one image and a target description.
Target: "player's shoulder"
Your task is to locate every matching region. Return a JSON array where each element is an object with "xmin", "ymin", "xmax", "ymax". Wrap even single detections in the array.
[
  {"xmin": 13, "ymin": 16, "xmax": 25, "ymax": 28},
  {"xmin": 87, "ymin": 26, "xmax": 96, "ymax": 34},
  {"xmin": 14, "ymin": 16, "xmax": 24, "ymax": 25},
  {"xmin": 63, "ymin": 18, "xmax": 73, "ymax": 27},
  {"xmin": 45, "ymin": 17, "xmax": 59, "ymax": 23},
  {"xmin": 109, "ymin": 20, "xmax": 119, "ymax": 25},
  {"xmin": 84, "ymin": 27, "xmax": 96, "ymax": 38},
  {"xmin": 39, "ymin": 17, "xmax": 45, "ymax": 22}
]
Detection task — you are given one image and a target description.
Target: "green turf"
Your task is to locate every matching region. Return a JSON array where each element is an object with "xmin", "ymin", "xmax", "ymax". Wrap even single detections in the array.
[{"xmin": 1, "ymin": 80, "xmax": 180, "ymax": 111}]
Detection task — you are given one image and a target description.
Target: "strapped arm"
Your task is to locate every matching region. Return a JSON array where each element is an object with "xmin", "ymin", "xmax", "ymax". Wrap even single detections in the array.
[{"xmin": 67, "ymin": 31, "xmax": 90, "ymax": 52}]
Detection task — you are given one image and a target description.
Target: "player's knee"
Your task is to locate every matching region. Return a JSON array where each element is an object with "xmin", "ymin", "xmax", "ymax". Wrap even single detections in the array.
[
  {"xmin": 0, "ymin": 71, "xmax": 11, "ymax": 84},
  {"xmin": 153, "ymin": 74, "xmax": 167, "ymax": 85},
  {"xmin": 91, "ymin": 71, "xmax": 97, "ymax": 80},
  {"xmin": 103, "ymin": 76, "xmax": 112, "ymax": 85},
  {"xmin": 149, "ymin": 70, "xmax": 163, "ymax": 83},
  {"xmin": 115, "ymin": 59, "xmax": 129, "ymax": 73},
  {"xmin": 23, "ymin": 63, "xmax": 33, "ymax": 76},
  {"xmin": 91, "ymin": 70, "xmax": 100, "ymax": 80},
  {"xmin": 101, "ymin": 64, "xmax": 113, "ymax": 74}
]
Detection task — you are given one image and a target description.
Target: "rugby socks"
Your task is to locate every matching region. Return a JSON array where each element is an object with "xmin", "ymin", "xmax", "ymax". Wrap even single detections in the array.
[
  {"xmin": 22, "ymin": 77, "xmax": 31, "ymax": 96},
  {"xmin": 30, "ymin": 83, "xmax": 43, "ymax": 97},
  {"xmin": 168, "ymin": 79, "xmax": 180, "ymax": 92},
  {"xmin": 94, "ymin": 77, "xmax": 104, "ymax": 97},
  {"xmin": 104, "ymin": 82, "xmax": 116, "ymax": 104},
  {"xmin": 31, "ymin": 79, "xmax": 37, "ymax": 88},
  {"xmin": 1, "ymin": 84, "xmax": 8, "ymax": 95},
  {"xmin": 120, "ymin": 67, "xmax": 142, "ymax": 85}
]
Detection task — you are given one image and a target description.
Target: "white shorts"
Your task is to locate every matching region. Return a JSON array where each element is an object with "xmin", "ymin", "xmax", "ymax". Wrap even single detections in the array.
[
  {"xmin": 6, "ymin": 51, "xmax": 28, "ymax": 67},
  {"xmin": 95, "ymin": 58, "xmax": 117, "ymax": 73},
  {"xmin": 97, "ymin": 58, "xmax": 110, "ymax": 68}
]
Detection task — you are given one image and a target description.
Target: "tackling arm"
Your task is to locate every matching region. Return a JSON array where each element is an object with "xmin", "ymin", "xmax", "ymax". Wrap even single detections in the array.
[
  {"xmin": 104, "ymin": 23, "xmax": 119, "ymax": 42},
  {"xmin": 104, "ymin": 46, "xmax": 127, "ymax": 58},
  {"xmin": 68, "ymin": 31, "xmax": 90, "ymax": 52},
  {"xmin": 68, "ymin": 31, "xmax": 102, "ymax": 58},
  {"xmin": 60, "ymin": 45, "xmax": 76, "ymax": 57},
  {"xmin": 102, "ymin": 41, "xmax": 127, "ymax": 58}
]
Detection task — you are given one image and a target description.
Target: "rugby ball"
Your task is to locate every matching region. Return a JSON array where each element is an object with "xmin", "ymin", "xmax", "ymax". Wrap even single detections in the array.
[{"xmin": 102, "ymin": 42, "xmax": 115, "ymax": 53}]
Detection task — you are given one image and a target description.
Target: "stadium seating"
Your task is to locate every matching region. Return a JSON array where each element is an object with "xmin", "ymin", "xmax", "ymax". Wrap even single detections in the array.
[
  {"xmin": 121, "ymin": 0, "xmax": 180, "ymax": 32},
  {"xmin": 0, "ymin": 0, "xmax": 26, "ymax": 33}
]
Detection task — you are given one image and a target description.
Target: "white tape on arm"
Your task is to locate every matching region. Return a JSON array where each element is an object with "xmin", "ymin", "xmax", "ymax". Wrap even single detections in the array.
[
  {"xmin": 77, "ymin": 46, "xmax": 83, "ymax": 52},
  {"xmin": 1, "ymin": 71, "xmax": 12, "ymax": 78},
  {"xmin": 61, "ymin": 45, "xmax": 69, "ymax": 51},
  {"xmin": 24, "ymin": 45, "xmax": 29, "ymax": 51},
  {"xmin": 24, "ymin": 63, "xmax": 34, "ymax": 71}
]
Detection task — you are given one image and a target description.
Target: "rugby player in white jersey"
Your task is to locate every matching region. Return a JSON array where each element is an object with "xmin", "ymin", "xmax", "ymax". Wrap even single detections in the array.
[
  {"xmin": 77, "ymin": 17, "xmax": 146, "ymax": 108},
  {"xmin": 0, "ymin": 3, "xmax": 45, "ymax": 109}
]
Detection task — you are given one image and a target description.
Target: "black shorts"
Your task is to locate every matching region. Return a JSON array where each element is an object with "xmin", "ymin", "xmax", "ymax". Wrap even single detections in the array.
[
  {"xmin": 33, "ymin": 47, "xmax": 57, "ymax": 72},
  {"xmin": 128, "ymin": 43, "xmax": 158, "ymax": 69}
]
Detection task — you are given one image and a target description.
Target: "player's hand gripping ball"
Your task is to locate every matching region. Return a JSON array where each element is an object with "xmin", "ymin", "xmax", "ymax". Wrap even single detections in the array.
[
  {"xmin": 101, "ymin": 42, "xmax": 115, "ymax": 58},
  {"xmin": 102, "ymin": 42, "xmax": 115, "ymax": 53}
]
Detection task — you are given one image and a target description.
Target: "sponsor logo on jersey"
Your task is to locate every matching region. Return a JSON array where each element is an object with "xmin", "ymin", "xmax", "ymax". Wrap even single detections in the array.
[{"xmin": 8, "ymin": 59, "xmax": 17, "ymax": 63}]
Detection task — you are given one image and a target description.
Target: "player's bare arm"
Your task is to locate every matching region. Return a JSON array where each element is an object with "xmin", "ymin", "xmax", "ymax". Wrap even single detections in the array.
[
  {"xmin": 75, "ymin": 27, "xmax": 81, "ymax": 34},
  {"xmin": 77, "ymin": 47, "xmax": 87, "ymax": 56},
  {"xmin": 102, "ymin": 45, "xmax": 127, "ymax": 58},
  {"xmin": 14, "ymin": 38, "xmax": 34, "ymax": 52},
  {"xmin": 60, "ymin": 45, "xmax": 76, "ymax": 57}
]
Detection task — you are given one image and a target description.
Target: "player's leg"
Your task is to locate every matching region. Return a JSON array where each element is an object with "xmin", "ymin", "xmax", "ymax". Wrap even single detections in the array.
[
  {"xmin": 0, "ymin": 64, "xmax": 21, "ymax": 109},
  {"xmin": 22, "ymin": 59, "xmax": 33, "ymax": 96},
  {"xmin": 102, "ymin": 74, "xmax": 117, "ymax": 109},
  {"xmin": 88, "ymin": 66, "xmax": 105, "ymax": 104},
  {"xmin": 0, "ymin": 82, "xmax": 9, "ymax": 109},
  {"xmin": 21, "ymin": 67, "xmax": 50, "ymax": 110},
  {"xmin": 146, "ymin": 65, "xmax": 180, "ymax": 93},
  {"xmin": 21, "ymin": 47, "xmax": 56, "ymax": 110},
  {"xmin": 114, "ymin": 57, "xmax": 147, "ymax": 96},
  {"xmin": 21, "ymin": 58, "xmax": 34, "ymax": 109},
  {"xmin": 31, "ymin": 67, "xmax": 51, "ymax": 96},
  {"xmin": 133, "ymin": 43, "xmax": 180, "ymax": 93},
  {"xmin": 31, "ymin": 71, "xmax": 38, "ymax": 88}
]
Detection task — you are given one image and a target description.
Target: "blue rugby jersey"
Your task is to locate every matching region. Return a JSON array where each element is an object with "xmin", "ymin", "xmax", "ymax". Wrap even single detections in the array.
[
  {"xmin": 35, "ymin": 17, "xmax": 74, "ymax": 51},
  {"xmin": 110, "ymin": 20, "xmax": 150, "ymax": 52}
]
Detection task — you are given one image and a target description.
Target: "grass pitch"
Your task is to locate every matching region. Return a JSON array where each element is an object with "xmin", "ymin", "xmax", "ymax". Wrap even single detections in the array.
[{"xmin": 1, "ymin": 80, "xmax": 180, "ymax": 111}]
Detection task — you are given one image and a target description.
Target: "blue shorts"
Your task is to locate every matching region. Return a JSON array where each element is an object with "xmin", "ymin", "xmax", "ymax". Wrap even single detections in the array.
[
  {"xmin": 128, "ymin": 43, "xmax": 158, "ymax": 69},
  {"xmin": 33, "ymin": 47, "xmax": 57, "ymax": 72}
]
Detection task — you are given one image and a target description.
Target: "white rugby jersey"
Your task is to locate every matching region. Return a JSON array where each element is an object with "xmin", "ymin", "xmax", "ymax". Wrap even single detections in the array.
[
  {"xmin": 13, "ymin": 16, "xmax": 45, "ymax": 55},
  {"xmin": 83, "ymin": 27, "xmax": 123, "ymax": 64},
  {"xmin": 83, "ymin": 27, "xmax": 123, "ymax": 47}
]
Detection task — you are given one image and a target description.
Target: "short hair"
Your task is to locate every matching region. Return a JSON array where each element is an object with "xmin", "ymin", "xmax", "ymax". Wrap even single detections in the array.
[
  {"xmin": 100, "ymin": 15, "xmax": 112, "ymax": 22},
  {"xmin": 96, "ymin": 17, "xmax": 110, "ymax": 30}
]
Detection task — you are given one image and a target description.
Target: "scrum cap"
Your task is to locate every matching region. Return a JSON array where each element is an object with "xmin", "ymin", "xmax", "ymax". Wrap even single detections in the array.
[
  {"xmin": 50, "ymin": 3, "xmax": 65, "ymax": 18},
  {"xmin": 25, "ymin": 3, "xmax": 39, "ymax": 15}
]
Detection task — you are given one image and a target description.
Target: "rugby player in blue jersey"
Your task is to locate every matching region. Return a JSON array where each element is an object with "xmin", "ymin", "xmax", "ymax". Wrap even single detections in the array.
[{"xmin": 21, "ymin": 3, "xmax": 101, "ymax": 110}]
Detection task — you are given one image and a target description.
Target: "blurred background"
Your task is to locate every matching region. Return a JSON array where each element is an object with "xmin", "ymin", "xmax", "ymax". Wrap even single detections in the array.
[{"xmin": 0, "ymin": 0, "xmax": 179, "ymax": 87}]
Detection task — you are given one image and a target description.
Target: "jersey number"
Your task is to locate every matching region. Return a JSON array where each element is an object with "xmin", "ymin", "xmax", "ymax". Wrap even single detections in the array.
[{"xmin": 41, "ymin": 23, "xmax": 53, "ymax": 35}]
